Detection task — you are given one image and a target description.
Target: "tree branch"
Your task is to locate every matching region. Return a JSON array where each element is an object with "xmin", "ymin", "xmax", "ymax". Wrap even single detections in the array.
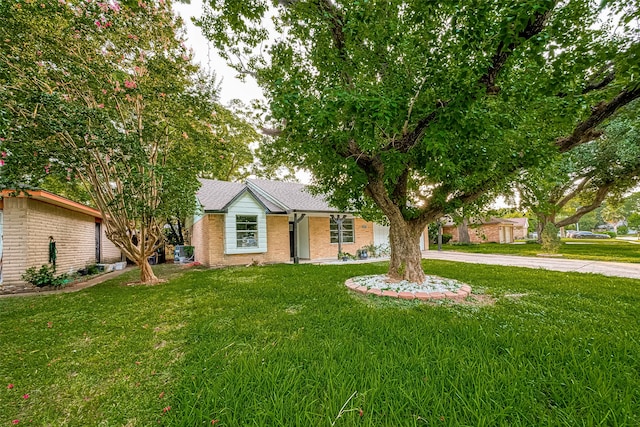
[
  {"xmin": 582, "ymin": 70, "xmax": 615, "ymax": 94},
  {"xmin": 553, "ymin": 175, "xmax": 593, "ymax": 209},
  {"xmin": 393, "ymin": 6, "xmax": 554, "ymax": 154},
  {"xmin": 479, "ymin": 6, "xmax": 554, "ymax": 94},
  {"xmin": 554, "ymin": 182, "xmax": 613, "ymax": 228},
  {"xmin": 556, "ymin": 86, "xmax": 640, "ymax": 152}
]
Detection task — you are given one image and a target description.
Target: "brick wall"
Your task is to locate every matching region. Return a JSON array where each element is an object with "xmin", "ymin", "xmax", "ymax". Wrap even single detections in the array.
[
  {"xmin": 191, "ymin": 214, "xmax": 378, "ymax": 266},
  {"xmin": 308, "ymin": 217, "xmax": 374, "ymax": 259},
  {"xmin": 200, "ymin": 214, "xmax": 290, "ymax": 266},
  {"xmin": 192, "ymin": 214, "xmax": 211, "ymax": 265},
  {"xmin": 100, "ymin": 224, "xmax": 122, "ymax": 263},
  {"xmin": 2, "ymin": 197, "xmax": 104, "ymax": 285}
]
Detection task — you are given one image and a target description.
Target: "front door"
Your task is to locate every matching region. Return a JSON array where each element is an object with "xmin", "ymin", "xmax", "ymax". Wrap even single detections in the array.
[{"xmin": 289, "ymin": 222, "xmax": 294, "ymax": 258}]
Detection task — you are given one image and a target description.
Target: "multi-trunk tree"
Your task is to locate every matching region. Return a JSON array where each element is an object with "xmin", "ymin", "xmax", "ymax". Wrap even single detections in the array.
[
  {"xmin": 201, "ymin": 0, "xmax": 640, "ymax": 282},
  {"xmin": 0, "ymin": 0, "xmax": 231, "ymax": 283}
]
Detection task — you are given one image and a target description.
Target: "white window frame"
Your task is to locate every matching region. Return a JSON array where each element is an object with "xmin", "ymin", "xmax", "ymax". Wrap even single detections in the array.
[
  {"xmin": 330, "ymin": 217, "xmax": 355, "ymax": 244},
  {"xmin": 236, "ymin": 215, "xmax": 258, "ymax": 248}
]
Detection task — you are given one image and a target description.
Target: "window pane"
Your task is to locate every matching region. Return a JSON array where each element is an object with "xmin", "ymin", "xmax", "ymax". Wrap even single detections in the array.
[
  {"xmin": 329, "ymin": 218, "xmax": 354, "ymax": 244},
  {"xmin": 236, "ymin": 215, "xmax": 258, "ymax": 247}
]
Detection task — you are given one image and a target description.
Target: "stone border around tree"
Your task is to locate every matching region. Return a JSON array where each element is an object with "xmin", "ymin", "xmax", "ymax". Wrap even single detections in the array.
[{"xmin": 345, "ymin": 279, "xmax": 472, "ymax": 301}]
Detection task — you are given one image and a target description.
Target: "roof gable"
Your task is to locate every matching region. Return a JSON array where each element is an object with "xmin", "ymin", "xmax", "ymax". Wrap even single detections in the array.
[
  {"xmin": 247, "ymin": 179, "xmax": 338, "ymax": 212},
  {"xmin": 196, "ymin": 178, "xmax": 286, "ymax": 213}
]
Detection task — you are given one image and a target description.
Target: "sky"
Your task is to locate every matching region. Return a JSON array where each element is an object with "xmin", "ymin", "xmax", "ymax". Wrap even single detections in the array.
[
  {"xmin": 173, "ymin": 0, "xmax": 264, "ymax": 105},
  {"xmin": 172, "ymin": 1, "xmax": 312, "ymax": 183}
]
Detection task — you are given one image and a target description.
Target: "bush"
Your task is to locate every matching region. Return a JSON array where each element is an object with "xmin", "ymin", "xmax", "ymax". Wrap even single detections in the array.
[
  {"xmin": 362, "ymin": 243, "xmax": 390, "ymax": 258},
  {"xmin": 541, "ymin": 223, "xmax": 561, "ymax": 254},
  {"xmin": 604, "ymin": 231, "xmax": 617, "ymax": 238},
  {"xmin": 86, "ymin": 264, "xmax": 100, "ymax": 275},
  {"xmin": 616, "ymin": 225, "xmax": 628, "ymax": 235},
  {"xmin": 21, "ymin": 265, "xmax": 69, "ymax": 288}
]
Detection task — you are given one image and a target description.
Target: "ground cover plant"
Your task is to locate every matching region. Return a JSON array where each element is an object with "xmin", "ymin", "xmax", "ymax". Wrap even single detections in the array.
[
  {"xmin": 435, "ymin": 239, "xmax": 640, "ymax": 263},
  {"xmin": 1, "ymin": 261, "xmax": 639, "ymax": 425}
]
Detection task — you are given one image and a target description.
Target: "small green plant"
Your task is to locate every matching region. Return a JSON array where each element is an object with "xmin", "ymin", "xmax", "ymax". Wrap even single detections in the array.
[
  {"xmin": 617, "ymin": 225, "xmax": 628, "ymax": 235},
  {"xmin": 87, "ymin": 264, "xmax": 100, "ymax": 275},
  {"xmin": 337, "ymin": 251, "xmax": 355, "ymax": 260},
  {"xmin": 362, "ymin": 243, "xmax": 390, "ymax": 258},
  {"xmin": 21, "ymin": 265, "xmax": 69, "ymax": 288},
  {"xmin": 604, "ymin": 231, "xmax": 617, "ymax": 238},
  {"xmin": 540, "ymin": 223, "xmax": 561, "ymax": 254}
]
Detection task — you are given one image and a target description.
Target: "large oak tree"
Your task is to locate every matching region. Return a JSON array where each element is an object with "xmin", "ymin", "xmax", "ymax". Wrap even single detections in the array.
[{"xmin": 201, "ymin": 0, "xmax": 640, "ymax": 283}]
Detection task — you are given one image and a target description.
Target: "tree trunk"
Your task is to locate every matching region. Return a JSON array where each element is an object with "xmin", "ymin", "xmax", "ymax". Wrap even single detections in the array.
[
  {"xmin": 536, "ymin": 213, "xmax": 555, "ymax": 243},
  {"xmin": 102, "ymin": 216, "xmax": 162, "ymax": 284},
  {"xmin": 457, "ymin": 218, "xmax": 470, "ymax": 243},
  {"xmin": 388, "ymin": 219, "xmax": 426, "ymax": 283},
  {"xmin": 138, "ymin": 257, "xmax": 158, "ymax": 283}
]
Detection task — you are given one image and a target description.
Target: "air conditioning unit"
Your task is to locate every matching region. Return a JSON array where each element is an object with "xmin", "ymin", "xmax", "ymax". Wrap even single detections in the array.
[{"xmin": 174, "ymin": 245, "xmax": 195, "ymax": 263}]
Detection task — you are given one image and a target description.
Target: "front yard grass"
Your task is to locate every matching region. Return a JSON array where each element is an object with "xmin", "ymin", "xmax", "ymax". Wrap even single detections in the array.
[
  {"xmin": 433, "ymin": 238, "xmax": 640, "ymax": 263},
  {"xmin": 1, "ymin": 261, "xmax": 639, "ymax": 425}
]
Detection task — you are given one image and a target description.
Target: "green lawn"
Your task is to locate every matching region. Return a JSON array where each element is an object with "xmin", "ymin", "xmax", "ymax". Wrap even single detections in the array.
[
  {"xmin": 1, "ymin": 261, "xmax": 639, "ymax": 426},
  {"xmin": 433, "ymin": 238, "xmax": 640, "ymax": 263}
]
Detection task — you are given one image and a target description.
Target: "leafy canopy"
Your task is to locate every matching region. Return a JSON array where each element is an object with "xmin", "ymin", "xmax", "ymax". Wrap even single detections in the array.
[{"xmin": 0, "ymin": 0, "xmax": 247, "ymax": 281}]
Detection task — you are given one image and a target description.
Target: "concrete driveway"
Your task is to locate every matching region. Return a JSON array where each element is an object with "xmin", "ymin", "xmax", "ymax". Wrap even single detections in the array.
[{"xmin": 423, "ymin": 251, "xmax": 640, "ymax": 279}]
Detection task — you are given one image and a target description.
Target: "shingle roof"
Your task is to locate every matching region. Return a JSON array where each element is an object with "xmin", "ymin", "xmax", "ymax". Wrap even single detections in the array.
[
  {"xmin": 196, "ymin": 178, "xmax": 336, "ymax": 213},
  {"xmin": 507, "ymin": 217, "xmax": 529, "ymax": 228},
  {"xmin": 247, "ymin": 179, "xmax": 338, "ymax": 212},
  {"xmin": 196, "ymin": 179, "xmax": 247, "ymax": 212},
  {"xmin": 484, "ymin": 217, "xmax": 518, "ymax": 225}
]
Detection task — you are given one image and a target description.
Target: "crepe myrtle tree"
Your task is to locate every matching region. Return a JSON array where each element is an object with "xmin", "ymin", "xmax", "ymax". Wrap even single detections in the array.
[
  {"xmin": 200, "ymin": 0, "xmax": 640, "ymax": 283},
  {"xmin": 0, "ymin": 0, "xmax": 223, "ymax": 283}
]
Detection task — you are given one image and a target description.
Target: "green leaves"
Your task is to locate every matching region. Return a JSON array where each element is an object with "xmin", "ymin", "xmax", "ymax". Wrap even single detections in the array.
[
  {"xmin": 0, "ymin": 0, "xmax": 244, "ymax": 282},
  {"xmin": 201, "ymin": 0, "xmax": 639, "ymax": 277}
]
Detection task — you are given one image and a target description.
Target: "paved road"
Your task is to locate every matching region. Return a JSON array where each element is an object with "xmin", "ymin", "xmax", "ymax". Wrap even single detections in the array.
[{"xmin": 423, "ymin": 251, "xmax": 640, "ymax": 279}]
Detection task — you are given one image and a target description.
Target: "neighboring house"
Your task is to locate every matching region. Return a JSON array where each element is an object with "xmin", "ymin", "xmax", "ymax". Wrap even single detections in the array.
[
  {"xmin": 443, "ymin": 217, "xmax": 516, "ymax": 244},
  {"xmin": 509, "ymin": 217, "xmax": 529, "ymax": 240},
  {"xmin": 190, "ymin": 178, "xmax": 428, "ymax": 266},
  {"xmin": 0, "ymin": 189, "xmax": 122, "ymax": 289}
]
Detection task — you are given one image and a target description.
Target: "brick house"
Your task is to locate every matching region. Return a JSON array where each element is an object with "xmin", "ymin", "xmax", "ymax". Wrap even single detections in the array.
[
  {"xmin": 508, "ymin": 217, "xmax": 530, "ymax": 240},
  {"xmin": 443, "ymin": 217, "xmax": 516, "ymax": 244},
  {"xmin": 0, "ymin": 189, "xmax": 122, "ymax": 288},
  {"xmin": 190, "ymin": 178, "xmax": 428, "ymax": 266}
]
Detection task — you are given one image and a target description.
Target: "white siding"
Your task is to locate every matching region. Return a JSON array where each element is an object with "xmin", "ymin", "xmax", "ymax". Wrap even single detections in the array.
[{"xmin": 224, "ymin": 193, "xmax": 267, "ymax": 255}]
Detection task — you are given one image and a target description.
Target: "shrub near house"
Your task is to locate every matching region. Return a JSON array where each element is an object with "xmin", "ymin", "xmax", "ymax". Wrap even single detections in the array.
[{"xmin": 0, "ymin": 190, "xmax": 122, "ymax": 290}]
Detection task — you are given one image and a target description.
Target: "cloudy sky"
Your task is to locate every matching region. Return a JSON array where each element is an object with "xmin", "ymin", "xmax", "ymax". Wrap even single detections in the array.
[{"xmin": 173, "ymin": 0, "xmax": 264, "ymax": 105}]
